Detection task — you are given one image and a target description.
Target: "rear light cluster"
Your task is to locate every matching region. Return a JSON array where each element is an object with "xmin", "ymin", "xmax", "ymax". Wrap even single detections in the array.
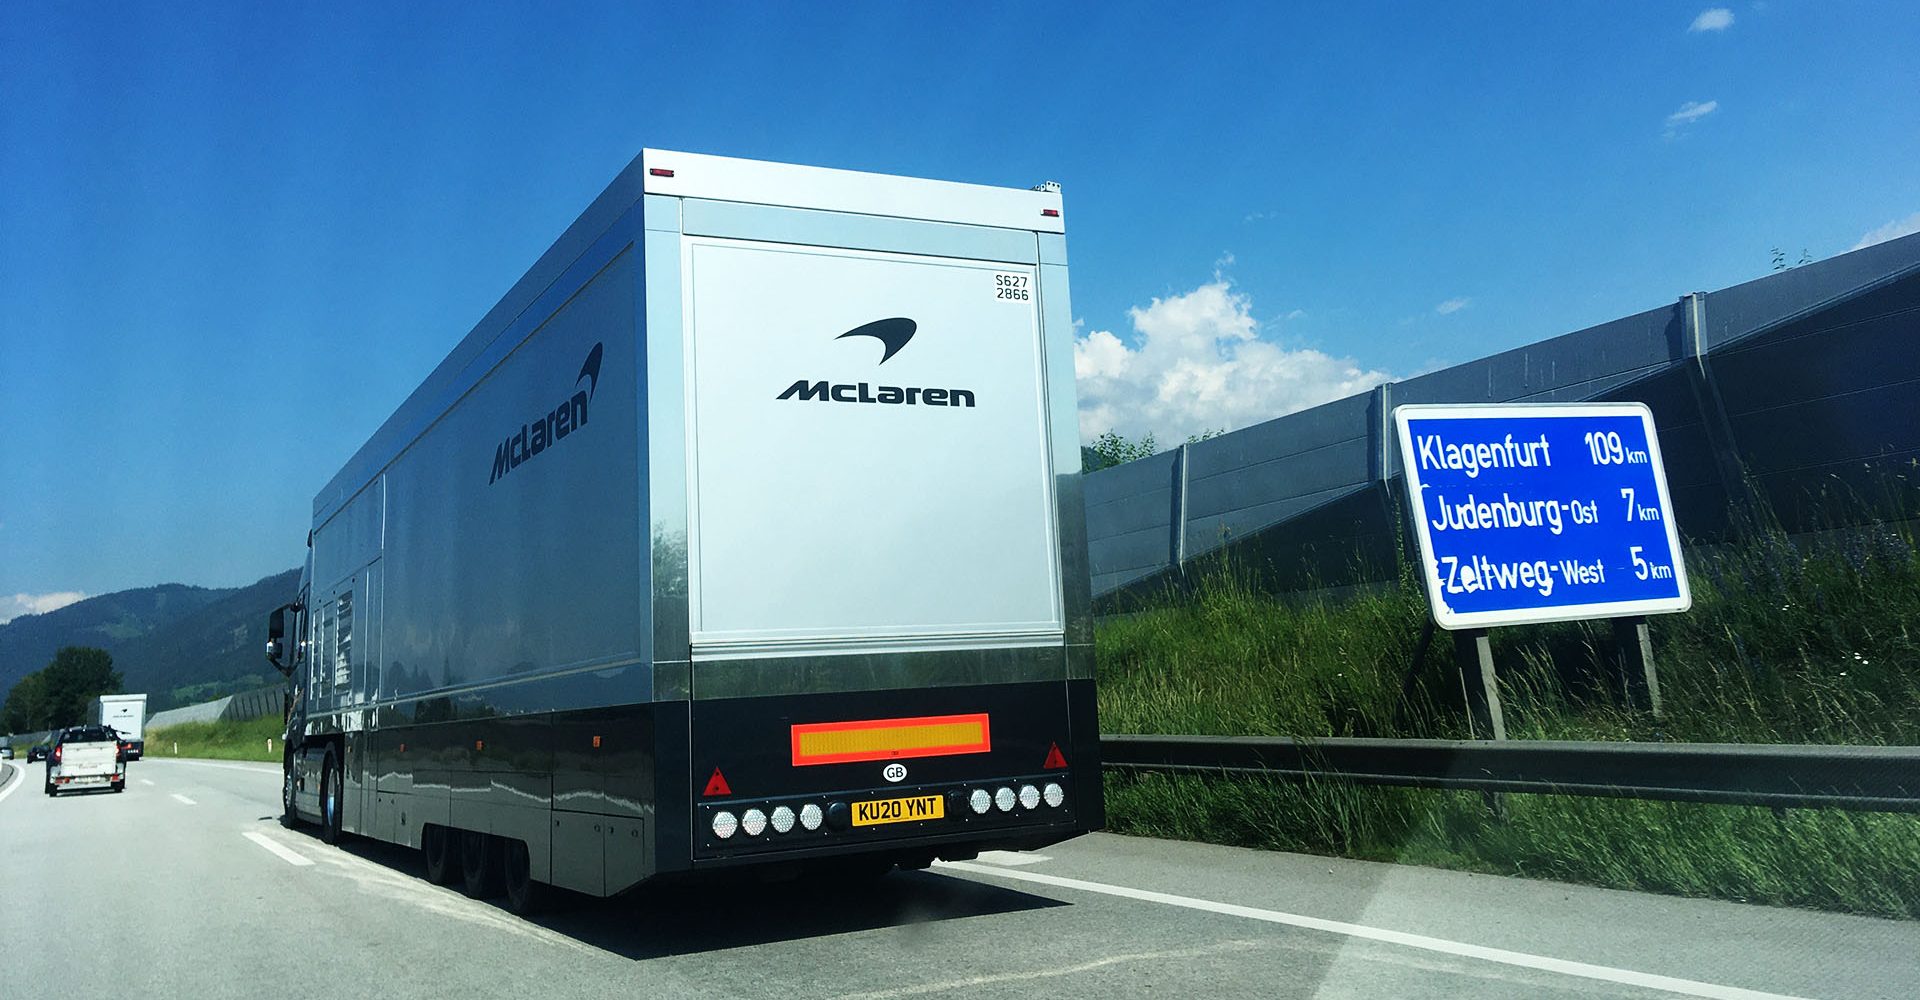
[
  {"xmin": 712, "ymin": 801, "xmax": 826, "ymax": 840},
  {"xmin": 706, "ymin": 780, "xmax": 1066, "ymax": 846},
  {"xmin": 967, "ymin": 782, "xmax": 1065, "ymax": 815}
]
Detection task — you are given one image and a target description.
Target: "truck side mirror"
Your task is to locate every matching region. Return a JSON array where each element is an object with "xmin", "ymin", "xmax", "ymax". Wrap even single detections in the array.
[{"xmin": 267, "ymin": 606, "xmax": 291, "ymax": 675}]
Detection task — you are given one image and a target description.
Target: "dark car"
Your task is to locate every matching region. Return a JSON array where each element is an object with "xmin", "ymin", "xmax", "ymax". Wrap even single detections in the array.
[{"xmin": 28, "ymin": 742, "xmax": 52, "ymax": 762}]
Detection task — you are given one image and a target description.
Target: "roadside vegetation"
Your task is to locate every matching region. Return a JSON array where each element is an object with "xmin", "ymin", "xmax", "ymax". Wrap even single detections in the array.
[
  {"xmin": 144, "ymin": 715, "xmax": 283, "ymax": 763},
  {"xmin": 0, "ymin": 646, "xmax": 124, "ymax": 735},
  {"xmin": 1097, "ymin": 501, "xmax": 1920, "ymax": 919}
]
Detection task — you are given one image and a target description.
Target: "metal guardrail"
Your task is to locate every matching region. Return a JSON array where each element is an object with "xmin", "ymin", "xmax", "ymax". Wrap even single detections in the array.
[{"xmin": 1100, "ymin": 735, "xmax": 1920, "ymax": 813}]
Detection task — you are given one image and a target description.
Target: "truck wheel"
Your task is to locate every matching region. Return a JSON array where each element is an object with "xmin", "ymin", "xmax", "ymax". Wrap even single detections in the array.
[
  {"xmin": 502, "ymin": 839, "xmax": 551, "ymax": 915},
  {"xmin": 112, "ymin": 781, "xmax": 125, "ymax": 793},
  {"xmin": 423, "ymin": 826, "xmax": 458, "ymax": 885},
  {"xmin": 319, "ymin": 751, "xmax": 344, "ymax": 844},
  {"xmin": 281, "ymin": 761, "xmax": 300, "ymax": 825},
  {"xmin": 460, "ymin": 830, "xmax": 503, "ymax": 899},
  {"xmin": 44, "ymin": 781, "xmax": 55, "ymax": 797}
]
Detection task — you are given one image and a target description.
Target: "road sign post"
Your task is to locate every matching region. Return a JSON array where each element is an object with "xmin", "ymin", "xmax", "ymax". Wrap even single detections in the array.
[
  {"xmin": 1612, "ymin": 616, "xmax": 1662, "ymax": 718},
  {"xmin": 1452, "ymin": 628, "xmax": 1506, "ymax": 740},
  {"xmin": 1395, "ymin": 403, "xmax": 1691, "ymax": 730}
]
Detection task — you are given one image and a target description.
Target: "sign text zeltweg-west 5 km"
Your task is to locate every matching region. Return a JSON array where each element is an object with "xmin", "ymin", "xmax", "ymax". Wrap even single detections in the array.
[{"xmin": 1394, "ymin": 403, "xmax": 1691, "ymax": 630}]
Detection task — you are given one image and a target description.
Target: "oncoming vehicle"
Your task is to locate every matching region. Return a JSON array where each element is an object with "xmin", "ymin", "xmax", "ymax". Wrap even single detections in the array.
[
  {"xmin": 46, "ymin": 725, "xmax": 126, "ymax": 796},
  {"xmin": 266, "ymin": 149, "xmax": 1101, "ymax": 914}
]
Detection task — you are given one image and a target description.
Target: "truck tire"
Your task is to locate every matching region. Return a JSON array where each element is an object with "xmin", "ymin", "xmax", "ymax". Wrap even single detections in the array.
[
  {"xmin": 502, "ymin": 839, "xmax": 551, "ymax": 915},
  {"xmin": 423, "ymin": 825, "xmax": 458, "ymax": 885},
  {"xmin": 460, "ymin": 830, "xmax": 503, "ymax": 899},
  {"xmin": 281, "ymin": 760, "xmax": 300, "ymax": 825},
  {"xmin": 44, "ymin": 781, "xmax": 55, "ymax": 797},
  {"xmin": 319, "ymin": 751, "xmax": 344, "ymax": 844}
]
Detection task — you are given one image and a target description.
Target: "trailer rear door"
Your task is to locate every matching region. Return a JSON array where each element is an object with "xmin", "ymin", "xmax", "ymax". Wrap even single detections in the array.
[{"xmin": 681, "ymin": 237, "xmax": 1063, "ymax": 659}]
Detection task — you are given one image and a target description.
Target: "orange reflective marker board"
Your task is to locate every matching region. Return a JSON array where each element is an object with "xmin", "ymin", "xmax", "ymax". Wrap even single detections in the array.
[{"xmin": 790, "ymin": 713, "xmax": 991, "ymax": 766}]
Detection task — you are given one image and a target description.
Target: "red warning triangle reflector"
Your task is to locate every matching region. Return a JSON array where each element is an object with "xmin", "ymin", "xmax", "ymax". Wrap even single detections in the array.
[
  {"xmin": 703, "ymin": 767, "xmax": 732, "ymax": 797},
  {"xmin": 1043, "ymin": 742, "xmax": 1067, "ymax": 769}
]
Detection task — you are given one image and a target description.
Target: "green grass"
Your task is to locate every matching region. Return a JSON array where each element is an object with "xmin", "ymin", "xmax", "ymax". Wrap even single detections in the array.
[
  {"xmin": 1097, "ymin": 510, "xmax": 1920, "ymax": 919},
  {"xmin": 144, "ymin": 715, "xmax": 284, "ymax": 763}
]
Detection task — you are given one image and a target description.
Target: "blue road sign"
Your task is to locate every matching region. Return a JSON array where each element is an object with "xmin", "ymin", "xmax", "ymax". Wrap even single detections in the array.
[{"xmin": 1394, "ymin": 403, "xmax": 1691, "ymax": 630}]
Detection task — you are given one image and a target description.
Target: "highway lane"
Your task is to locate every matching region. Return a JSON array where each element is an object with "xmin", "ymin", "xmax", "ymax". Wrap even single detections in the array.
[{"xmin": 1, "ymin": 758, "xmax": 1914, "ymax": 999}]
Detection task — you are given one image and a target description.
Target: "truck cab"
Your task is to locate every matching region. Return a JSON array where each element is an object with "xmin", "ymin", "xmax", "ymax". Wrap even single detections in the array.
[{"xmin": 266, "ymin": 555, "xmax": 312, "ymax": 817}]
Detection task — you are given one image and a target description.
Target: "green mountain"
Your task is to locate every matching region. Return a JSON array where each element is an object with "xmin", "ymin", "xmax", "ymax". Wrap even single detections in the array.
[
  {"xmin": 0, "ymin": 568, "xmax": 299, "ymax": 714},
  {"xmin": 114, "ymin": 569, "xmax": 300, "ymax": 710},
  {"xmin": 0, "ymin": 584, "xmax": 228, "ymax": 691}
]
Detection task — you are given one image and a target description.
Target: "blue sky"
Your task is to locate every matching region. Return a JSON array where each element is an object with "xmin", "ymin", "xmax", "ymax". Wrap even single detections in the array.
[{"xmin": 2, "ymin": 2, "xmax": 1916, "ymax": 613}]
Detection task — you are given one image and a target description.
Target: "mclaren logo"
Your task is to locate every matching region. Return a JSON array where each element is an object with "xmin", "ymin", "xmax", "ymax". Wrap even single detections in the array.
[
  {"xmin": 489, "ymin": 343, "xmax": 603, "ymax": 485},
  {"xmin": 778, "ymin": 318, "xmax": 978, "ymax": 409},
  {"xmin": 837, "ymin": 317, "xmax": 918, "ymax": 364}
]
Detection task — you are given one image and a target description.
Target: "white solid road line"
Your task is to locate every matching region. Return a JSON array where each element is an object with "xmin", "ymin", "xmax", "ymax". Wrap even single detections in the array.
[
  {"xmin": 972, "ymin": 851, "xmax": 1052, "ymax": 867},
  {"xmin": 243, "ymin": 830, "xmax": 315, "ymax": 867},
  {"xmin": 0, "ymin": 763, "xmax": 22, "ymax": 806},
  {"xmin": 832, "ymin": 940, "xmax": 1263, "ymax": 1000},
  {"xmin": 937, "ymin": 861, "xmax": 1814, "ymax": 1000},
  {"xmin": 170, "ymin": 793, "xmax": 198, "ymax": 805}
]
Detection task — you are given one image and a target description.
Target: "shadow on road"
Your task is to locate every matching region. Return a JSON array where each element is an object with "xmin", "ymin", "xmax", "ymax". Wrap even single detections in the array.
[
  {"xmin": 538, "ymin": 869, "xmax": 1068, "ymax": 959},
  {"xmin": 313, "ymin": 827, "xmax": 1067, "ymax": 959}
]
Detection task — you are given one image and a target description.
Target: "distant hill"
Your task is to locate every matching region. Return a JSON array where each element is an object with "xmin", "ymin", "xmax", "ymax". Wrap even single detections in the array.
[
  {"xmin": 114, "ymin": 569, "xmax": 300, "ymax": 710},
  {"xmin": 0, "ymin": 568, "xmax": 299, "ymax": 713},
  {"xmin": 0, "ymin": 584, "xmax": 229, "ymax": 692}
]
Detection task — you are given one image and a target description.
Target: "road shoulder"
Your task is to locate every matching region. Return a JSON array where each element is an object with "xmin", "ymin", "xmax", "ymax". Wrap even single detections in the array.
[{"xmin": 961, "ymin": 832, "xmax": 1919, "ymax": 1000}]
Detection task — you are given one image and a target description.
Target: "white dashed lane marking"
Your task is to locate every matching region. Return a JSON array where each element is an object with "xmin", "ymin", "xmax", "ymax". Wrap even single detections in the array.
[
  {"xmin": 170, "ymin": 793, "xmax": 197, "ymax": 806},
  {"xmin": 243, "ymin": 830, "xmax": 314, "ymax": 866}
]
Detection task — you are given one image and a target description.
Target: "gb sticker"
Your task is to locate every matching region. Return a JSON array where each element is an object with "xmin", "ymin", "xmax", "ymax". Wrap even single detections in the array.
[{"xmin": 882, "ymin": 762, "xmax": 908, "ymax": 783}]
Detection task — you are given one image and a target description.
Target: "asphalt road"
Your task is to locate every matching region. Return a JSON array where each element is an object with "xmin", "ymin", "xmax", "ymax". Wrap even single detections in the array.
[{"xmin": 1, "ymin": 758, "xmax": 1914, "ymax": 999}]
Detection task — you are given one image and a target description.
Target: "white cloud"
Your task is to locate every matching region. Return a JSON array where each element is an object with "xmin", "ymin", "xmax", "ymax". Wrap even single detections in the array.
[
  {"xmin": 1663, "ymin": 99, "xmax": 1719, "ymax": 138},
  {"xmin": 1689, "ymin": 8, "xmax": 1734, "ymax": 32},
  {"xmin": 0, "ymin": 590, "xmax": 87, "ymax": 625},
  {"xmin": 1435, "ymin": 297, "xmax": 1471, "ymax": 315},
  {"xmin": 1073, "ymin": 280, "xmax": 1391, "ymax": 443},
  {"xmin": 1851, "ymin": 211, "xmax": 1920, "ymax": 251},
  {"xmin": 1666, "ymin": 100, "xmax": 1718, "ymax": 126}
]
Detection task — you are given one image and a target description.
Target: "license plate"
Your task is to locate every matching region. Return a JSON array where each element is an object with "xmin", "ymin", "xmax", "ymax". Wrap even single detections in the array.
[{"xmin": 852, "ymin": 794, "xmax": 945, "ymax": 827}]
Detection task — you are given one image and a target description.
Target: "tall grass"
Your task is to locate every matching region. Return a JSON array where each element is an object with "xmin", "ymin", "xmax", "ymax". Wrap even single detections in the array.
[
  {"xmin": 1097, "ymin": 512, "xmax": 1920, "ymax": 918},
  {"xmin": 145, "ymin": 715, "xmax": 284, "ymax": 762}
]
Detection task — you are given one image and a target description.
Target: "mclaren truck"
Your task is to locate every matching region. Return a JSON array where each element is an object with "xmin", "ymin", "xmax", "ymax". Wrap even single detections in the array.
[{"xmin": 265, "ymin": 149, "xmax": 1101, "ymax": 913}]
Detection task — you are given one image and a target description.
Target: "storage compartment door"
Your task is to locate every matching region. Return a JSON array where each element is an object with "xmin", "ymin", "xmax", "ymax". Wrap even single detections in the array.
[{"xmin": 683, "ymin": 237, "xmax": 1062, "ymax": 656}]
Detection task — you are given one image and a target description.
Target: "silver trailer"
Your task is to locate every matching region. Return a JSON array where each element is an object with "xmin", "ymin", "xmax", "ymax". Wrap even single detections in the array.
[{"xmin": 267, "ymin": 149, "xmax": 1100, "ymax": 912}]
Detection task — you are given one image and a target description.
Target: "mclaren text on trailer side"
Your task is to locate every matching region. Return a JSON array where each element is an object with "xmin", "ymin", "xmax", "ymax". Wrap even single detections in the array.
[{"xmin": 264, "ymin": 149, "xmax": 1101, "ymax": 912}]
